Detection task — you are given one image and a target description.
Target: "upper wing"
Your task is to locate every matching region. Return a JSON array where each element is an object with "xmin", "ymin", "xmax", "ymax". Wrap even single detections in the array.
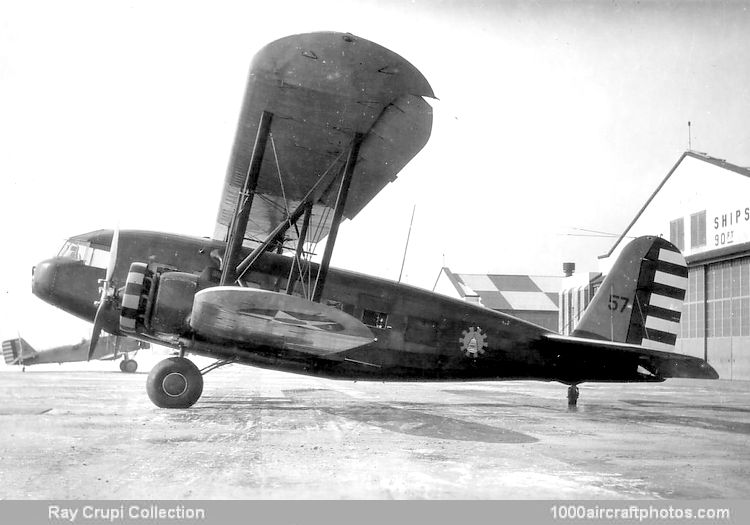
[{"xmin": 213, "ymin": 32, "xmax": 435, "ymax": 247}]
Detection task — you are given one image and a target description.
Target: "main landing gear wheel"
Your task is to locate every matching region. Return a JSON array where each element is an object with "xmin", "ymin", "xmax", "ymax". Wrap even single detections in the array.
[
  {"xmin": 146, "ymin": 357, "xmax": 203, "ymax": 408},
  {"xmin": 567, "ymin": 385, "xmax": 580, "ymax": 407},
  {"xmin": 119, "ymin": 359, "xmax": 138, "ymax": 373}
]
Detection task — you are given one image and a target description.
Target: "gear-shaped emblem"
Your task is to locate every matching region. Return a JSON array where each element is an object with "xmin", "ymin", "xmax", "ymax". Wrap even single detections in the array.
[{"xmin": 460, "ymin": 326, "xmax": 488, "ymax": 358}]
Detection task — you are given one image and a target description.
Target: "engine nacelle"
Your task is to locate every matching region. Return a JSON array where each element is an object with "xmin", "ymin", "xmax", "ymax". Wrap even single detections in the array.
[
  {"xmin": 151, "ymin": 272, "xmax": 199, "ymax": 334},
  {"xmin": 120, "ymin": 262, "xmax": 198, "ymax": 337}
]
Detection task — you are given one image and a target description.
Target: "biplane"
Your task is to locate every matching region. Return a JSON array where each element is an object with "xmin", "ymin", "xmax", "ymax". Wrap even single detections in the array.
[
  {"xmin": 30, "ymin": 32, "xmax": 717, "ymax": 408},
  {"xmin": 2, "ymin": 335, "xmax": 145, "ymax": 372}
]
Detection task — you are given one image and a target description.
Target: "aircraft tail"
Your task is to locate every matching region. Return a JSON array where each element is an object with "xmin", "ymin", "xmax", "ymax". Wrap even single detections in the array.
[
  {"xmin": 2, "ymin": 338, "xmax": 38, "ymax": 365},
  {"xmin": 572, "ymin": 236, "xmax": 687, "ymax": 351}
]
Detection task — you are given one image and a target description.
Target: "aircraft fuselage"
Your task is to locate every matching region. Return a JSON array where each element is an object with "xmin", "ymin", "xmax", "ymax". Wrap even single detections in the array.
[{"xmin": 31, "ymin": 230, "xmax": 654, "ymax": 385}]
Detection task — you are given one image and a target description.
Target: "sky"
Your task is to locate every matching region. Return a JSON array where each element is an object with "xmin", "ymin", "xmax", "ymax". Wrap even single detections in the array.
[{"xmin": 1, "ymin": 0, "xmax": 749, "ymax": 350}]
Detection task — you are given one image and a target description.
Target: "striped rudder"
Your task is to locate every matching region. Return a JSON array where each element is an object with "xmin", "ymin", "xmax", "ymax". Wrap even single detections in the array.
[
  {"xmin": 629, "ymin": 242, "xmax": 687, "ymax": 350},
  {"xmin": 572, "ymin": 236, "xmax": 687, "ymax": 350},
  {"xmin": 2, "ymin": 339, "xmax": 17, "ymax": 364},
  {"xmin": 2, "ymin": 338, "xmax": 37, "ymax": 365}
]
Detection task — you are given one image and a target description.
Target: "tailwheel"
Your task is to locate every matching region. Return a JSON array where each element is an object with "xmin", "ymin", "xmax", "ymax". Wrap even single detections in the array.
[
  {"xmin": 146, "ymin": 357, "xmax": 203, "ymax": 408},
  {"xmin": 567, "ymin": 384, "xmax": 580, "ymax": 407},
  {"xmin": 121, "ymin": 359, "xmax": 138, "ymax": 374}
]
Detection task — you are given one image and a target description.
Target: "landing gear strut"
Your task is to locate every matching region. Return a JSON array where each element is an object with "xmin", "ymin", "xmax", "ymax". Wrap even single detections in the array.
[
  {"xmin": 567, "ymin": 384, "xmax": 580, "ymax": 407},
  {"xmin": 146, "ymin": 357, "xmax": 203, "ymax": 408}
]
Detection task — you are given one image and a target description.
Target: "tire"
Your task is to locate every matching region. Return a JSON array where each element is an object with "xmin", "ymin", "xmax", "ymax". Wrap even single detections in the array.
[
  {"xmin": 119, "ymin": 360, "xmax": 127, "ymax": 372},
  {"xmin": 123, "ymin": 359, "xmax": 138, "ymax": 374},
  {"xmin": 146, "ymin": 357, "xmax": 203, "ymax": 408}
]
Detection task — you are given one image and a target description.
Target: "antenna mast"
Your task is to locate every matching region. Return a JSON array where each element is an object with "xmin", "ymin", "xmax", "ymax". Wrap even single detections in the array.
[
  {"xmin": 398, "ymin": 205, "xmax": 416, "ymax": 283},
  {"xmin": 688, "ymin": 121, "xmax": 692, "ymax": 150}
]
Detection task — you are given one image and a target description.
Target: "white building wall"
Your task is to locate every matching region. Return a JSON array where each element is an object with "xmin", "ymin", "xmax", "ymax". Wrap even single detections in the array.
[
  {"xmin": 600, "ymin": 155, "xmax": 750, "ymax": 273},
  {"xmin": 559, "ymin": 272, "xmax": 601, "ymax": 335}
]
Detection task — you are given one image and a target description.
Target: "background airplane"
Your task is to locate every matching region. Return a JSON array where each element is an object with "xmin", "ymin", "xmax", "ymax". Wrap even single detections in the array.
[
  {"xmin": 29, "ymin": 32, "xmax": 717, "ymax": 409},
  {"xmin": 2, "ymin": 335, "xmax": 145, "ymax": 372}
]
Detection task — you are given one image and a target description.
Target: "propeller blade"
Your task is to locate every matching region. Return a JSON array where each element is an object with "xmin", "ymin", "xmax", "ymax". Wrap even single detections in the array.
[
  {"xmin": 105, "ymin": 227, "xmax": 120, "ymax": 283},
  {"xmin": 88, "ymin": 227, "xmax": 119, "ymax": 361},
  {"xmin": 87, "ymin": 302, "xmax": 106, "ymax": 361}
]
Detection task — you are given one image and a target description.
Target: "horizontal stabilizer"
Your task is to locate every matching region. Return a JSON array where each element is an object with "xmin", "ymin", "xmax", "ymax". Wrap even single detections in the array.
[{"xmin": 544, "ymin": 333, "xmax": 719, "ymax": 380}]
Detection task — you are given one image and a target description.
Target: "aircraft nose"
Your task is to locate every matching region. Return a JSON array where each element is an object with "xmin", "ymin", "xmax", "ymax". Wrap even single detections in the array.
[{"xmin": 32, "ymin": 258, "xmax": 58, "ymax": 300}]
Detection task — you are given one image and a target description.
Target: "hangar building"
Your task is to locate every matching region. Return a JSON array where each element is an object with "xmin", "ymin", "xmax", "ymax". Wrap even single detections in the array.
[
  {"xmin": 562, "ymin": 151, "xmax": 750, "ymax": 380},
  {"xmin": 434, "ymin": 268, "xmax": 561, "ymax": 331}
]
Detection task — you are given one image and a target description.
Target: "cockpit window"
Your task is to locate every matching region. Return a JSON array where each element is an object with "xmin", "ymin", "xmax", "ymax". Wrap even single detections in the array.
[
  {"xmin": 58, "ymin": 240, "xmax": 110, "ymax": 269},
  {"xmin": 58, "ymin": 241, "xmax": 84, "ymax": 261}
]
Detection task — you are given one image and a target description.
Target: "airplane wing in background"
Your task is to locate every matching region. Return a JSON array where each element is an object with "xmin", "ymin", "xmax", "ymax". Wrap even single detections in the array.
[{"xmin": 213, "ymin": 32, "xmax": 435, "ymax": 249}]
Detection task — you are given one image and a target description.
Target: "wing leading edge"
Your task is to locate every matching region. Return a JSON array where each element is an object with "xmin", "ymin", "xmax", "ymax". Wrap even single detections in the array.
[{"xmin": 213, "ymin": 32, "xmax": 435, "ymax": 247}]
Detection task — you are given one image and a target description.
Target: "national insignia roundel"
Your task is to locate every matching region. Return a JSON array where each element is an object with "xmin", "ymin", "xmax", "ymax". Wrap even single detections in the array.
[{"xmin": 459, "ymin": 326, "xmax": 488, "ymax": 358}]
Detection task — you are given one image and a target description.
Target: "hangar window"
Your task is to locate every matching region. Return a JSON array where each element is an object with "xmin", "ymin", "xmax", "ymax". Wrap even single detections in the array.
[
  {"xmin": 690, "ymin": 211, "xmax": 706, "ymax": 248},
  {"xmin": 681, "ymin": 267, "xmax": 704, "ymax": 339},
  {"xmin": 669, "ymin": 218, "xmax": 684, "ymax": 251},
  {"xmin": 705, "ymin": 258, "xmax": 750, "ymax": 338}
]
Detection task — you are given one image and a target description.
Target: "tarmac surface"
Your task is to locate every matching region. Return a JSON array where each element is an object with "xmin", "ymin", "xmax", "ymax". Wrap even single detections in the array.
[{"xmin": 1, "ymin": 362, "xmax": 749, "ymax": 499}]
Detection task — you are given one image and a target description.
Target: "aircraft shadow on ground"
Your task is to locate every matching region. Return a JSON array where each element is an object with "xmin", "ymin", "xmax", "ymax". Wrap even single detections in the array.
[
  {"xmin": 587, "ymin": 402, "xmax": 750, "ymax": 436},
  {"xmin": 198, "ymin": 388, "xmax": 538, "ymax": 444}
]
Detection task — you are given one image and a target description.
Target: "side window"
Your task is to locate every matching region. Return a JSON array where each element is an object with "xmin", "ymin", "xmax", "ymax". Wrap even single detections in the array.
[
  {"xmin": 88, "ymin": 248, "xmax": 111, "ymax": 269},
  {"xmin": 362, "ymin": 309, "xmax": 389, "ymax": 329}
]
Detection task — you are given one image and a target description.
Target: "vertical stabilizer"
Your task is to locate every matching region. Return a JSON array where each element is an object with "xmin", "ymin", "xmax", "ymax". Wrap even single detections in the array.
[
  {"xmin": 2, "ymin": 338, "xmax": 38, "ymax": 365},
  {"xmin": 572, "ymin": 236, "xmax": 687, "ymax": 350}
]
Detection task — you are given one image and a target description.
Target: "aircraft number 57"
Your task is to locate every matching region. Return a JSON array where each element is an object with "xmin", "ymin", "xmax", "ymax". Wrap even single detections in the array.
[{"xmin": 608, "ymin": 294, "xmax": 630, "ymax": 313}]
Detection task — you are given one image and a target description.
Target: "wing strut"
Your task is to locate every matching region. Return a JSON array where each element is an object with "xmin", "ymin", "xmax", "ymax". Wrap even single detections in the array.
[
  {"xmin": 220, "ymin": 110, "xmax": 274, "ymax": 286},
  {"xmin": 286, "ymin": 202, "xmax": 313, "ymax": 296},
  {"xmin": 311, "ymin": 132, "xmax": 363, "ymax": 302},
  {"xmin": 232, "ymin": 140, "xmax": 353, "ymax": 284},
  {"xmin": 235, "ymin": 199, "xmax": 310, "ymax": 281}
]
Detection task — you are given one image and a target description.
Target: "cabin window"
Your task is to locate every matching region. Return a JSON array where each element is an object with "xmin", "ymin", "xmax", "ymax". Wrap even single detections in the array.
[
  {"xmin": 405, "ymin": 316, "xmax": 438, "ymax": 344},
  {"xmin": 362, "ymin": 309, "xmax": 389, "ymax": 329}
]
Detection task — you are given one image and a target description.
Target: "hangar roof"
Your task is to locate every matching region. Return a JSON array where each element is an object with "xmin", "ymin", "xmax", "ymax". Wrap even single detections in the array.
[
  {"xmin": 601, "ymin": 151, "xmax": 750, "ymax": 262},
  {"xmin": 438, "ymin": 268, "xmax": 561, "ymax": 312}
]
